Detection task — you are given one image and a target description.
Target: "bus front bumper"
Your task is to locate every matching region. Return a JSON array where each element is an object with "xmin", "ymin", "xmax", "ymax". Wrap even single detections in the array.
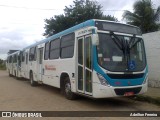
[{"xmin": 92, "ymin": 82, "xmax": 148, "ymax": 98}]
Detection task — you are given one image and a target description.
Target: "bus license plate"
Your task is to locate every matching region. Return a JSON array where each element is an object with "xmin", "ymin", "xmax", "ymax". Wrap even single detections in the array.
[{"xmin": 124, "ymin": 92, "xmax": 134, "ymax": 96}]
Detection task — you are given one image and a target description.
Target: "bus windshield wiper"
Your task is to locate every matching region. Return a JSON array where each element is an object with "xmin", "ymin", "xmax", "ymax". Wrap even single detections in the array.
[
  {"xmin": 110, "ymin": 32, "xmax": 140, "ymax": 52},
  {"xmin": 129, "ymin": 35, "xmax": 141, "ymax": 49},
  {"xmin": 110, "ymin": 32, "xmax": 129, "ymax": 57},
  {"xmin": 109, "ymin": 32, "xmax": 134, "ymax": 71},
  {"xmin": 110, "ymin": 32, "xmax": 123, "ymax": 50}
]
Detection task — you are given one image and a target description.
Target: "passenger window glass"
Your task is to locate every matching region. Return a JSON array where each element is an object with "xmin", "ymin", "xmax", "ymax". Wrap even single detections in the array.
[
  {"xmin": 61, "ymin": 33, "xmax": 75, "ymax": 58},
  {"xmin": 29, "ymin": 47, "xmax": 35, "ymax": 61},
  {"xmin": 44, "ymin": 42, "xmax": 50, "ymax": 60},
  {"xmin": 50, "ymin": 39, "xmax": 60, "ymax": 59}
]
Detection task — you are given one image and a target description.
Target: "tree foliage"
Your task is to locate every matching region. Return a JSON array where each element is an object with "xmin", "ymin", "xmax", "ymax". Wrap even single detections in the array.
[
  {"xmin": 0, "ymin": 59, "xmax": 3, "ymax": 64},
  {"xmin": 123, "ymin": 0, "xmax": 160, "ymax": 33},
  {"xmin": 44, "ymin": 0, "xmax": 118, "ymax": 37},
  {"xmin": 0, "ymin": 59, "xmax": 6, "ymax": 70}
]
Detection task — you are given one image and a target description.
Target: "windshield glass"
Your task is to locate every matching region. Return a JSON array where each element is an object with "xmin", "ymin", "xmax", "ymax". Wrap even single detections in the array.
[{"xmin": 97, "ymin": 33, "xmax": 146, "ymax": 72}]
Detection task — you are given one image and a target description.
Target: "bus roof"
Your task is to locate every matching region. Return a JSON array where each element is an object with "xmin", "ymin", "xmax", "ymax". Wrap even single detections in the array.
[
  {"xmin": 22, "ymin": 19, "xmax": 141, "ymax": 50},
  {"xmin": 7, "ymin": 50, "xmax": 21, "ymax": 57},
  {"xmin": 23, "ymin": 19, "xmax": 95, "ymax": 50}
]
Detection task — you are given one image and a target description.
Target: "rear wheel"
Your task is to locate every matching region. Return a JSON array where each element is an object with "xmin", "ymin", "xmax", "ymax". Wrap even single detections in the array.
[
  {"xmin": 9, "ymin": 70, "xmax": 12, "ymax": 77},
  {"xmin": 14, "ymin": 71, "xmax": 16, "ymax": 77},
  {"xmin": 64, "ymin": 77, "xmax": 76, "ymax": 100},
  {"xmin": 30, "ymin": 72, "xmax": 37, "ymax": 86},
  {"xmin": 16, "ymin": 71, "xmax": 20, "ymax": 80}
]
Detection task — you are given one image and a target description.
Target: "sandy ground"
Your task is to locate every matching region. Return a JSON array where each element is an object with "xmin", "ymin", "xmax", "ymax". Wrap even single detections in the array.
[{"xmin": 0, "ymin": 70, "xmax": 159, "ymax": 120}]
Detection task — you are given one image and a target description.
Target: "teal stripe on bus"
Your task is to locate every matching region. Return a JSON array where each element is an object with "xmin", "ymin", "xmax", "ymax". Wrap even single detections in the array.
[{"xmin": 23, "ymin": 19, "xmax": 95, "ymax": 50}]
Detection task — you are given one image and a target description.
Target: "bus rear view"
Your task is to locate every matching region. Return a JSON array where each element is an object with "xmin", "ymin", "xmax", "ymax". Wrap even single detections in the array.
[{"xmin": 90, "ymin": 20, "xmax": 148, "ymax": 98}]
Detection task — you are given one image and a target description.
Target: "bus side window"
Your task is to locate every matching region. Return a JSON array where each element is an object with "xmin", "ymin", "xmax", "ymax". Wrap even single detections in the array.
[
  {"xmin": 26, "ymin": 52, "xmax": 28, "ymax": 64},
  {"xmin": 34, "ymin": 47, "xmax": 37, "ymax": 61},
  {"xmin": 13, "ymin": 55, "xmax": 16, "ymax": 63},
  {"xmin": 44, "ymin": 42, "xmax": 50, "ymax": 60},
  {"xmin": 10, "ymin": 56, "xmax": 13, "ymax": 63},
  {"xmin": 22, "ymin": 51, "xmax": 25, "ymax": 62},
  {"xmin": 29, "ymin": 47, "xmax": 35, "ymax": 61},
  {"xmin": 61, "ymin": 33, "xmax": 75, "ymax": 58},
  {"xmin": 50, "ymin": 39, "xmax": 60, "ymax": 59}
]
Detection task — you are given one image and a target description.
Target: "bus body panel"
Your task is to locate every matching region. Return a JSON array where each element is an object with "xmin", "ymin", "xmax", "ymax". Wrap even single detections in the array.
[
  {"xmin": 42, "ymin": 58, "xmax": 75, "ymax": 88},
  {"xmin": 6, "ymin": 19, "xmax": 148, "ymax": 99}
]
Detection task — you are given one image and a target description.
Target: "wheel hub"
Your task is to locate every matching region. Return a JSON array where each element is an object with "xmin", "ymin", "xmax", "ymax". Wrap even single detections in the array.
[{"xmin": 65, "ymin": 83, "xmax": 71, "ymax": 95}]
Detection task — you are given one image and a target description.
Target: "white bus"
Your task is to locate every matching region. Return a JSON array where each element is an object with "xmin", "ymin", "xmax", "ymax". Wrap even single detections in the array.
[
  {"xmin": 7, "ymin": 50, "xmax": 21, "ymax": 78},
  {"xmin": 7, "ymin": 19, "xmax": 148, "ymax": 99}
]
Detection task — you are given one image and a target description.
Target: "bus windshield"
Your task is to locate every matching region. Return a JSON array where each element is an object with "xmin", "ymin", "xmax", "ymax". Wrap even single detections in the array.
[{"xmin": 97, "ymin": 33, "xmax": 146, "ymax": 72}]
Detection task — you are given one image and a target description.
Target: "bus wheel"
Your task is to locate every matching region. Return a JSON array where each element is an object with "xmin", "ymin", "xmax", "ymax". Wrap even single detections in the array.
[
  {"xmin": 30, "ymin": 72, "xmax": 37, "ymax": 86},
  {"xmin": 14, "ymin": 71, "xmax": 16, "ymax": 77},
  {"xmin": 64, "ymin": 77, "xmax": 76, "ymax": 100},
  {"xmin": 9, "ymin": 71, "xmax": 12, "ymax": 77},
  {"xmin": 16, "ymin": 73, "xmax": 20, "ymax": 80}
]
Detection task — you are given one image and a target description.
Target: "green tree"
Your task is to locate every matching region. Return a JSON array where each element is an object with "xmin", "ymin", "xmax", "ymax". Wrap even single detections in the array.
[
  {"xmin": 0, "ymin": 59, "xmax": 3, "ymax": 64},
  {"xmin": 0, "ymin": 59, "xmax": 6, "ymax": 70},
  {"xmin": 44, "ymin": 0, "xmax": 117, "ymax": 37},
  {"xmin": 123, "ymin": 0, "xmax": 160, "ymax": 33}
]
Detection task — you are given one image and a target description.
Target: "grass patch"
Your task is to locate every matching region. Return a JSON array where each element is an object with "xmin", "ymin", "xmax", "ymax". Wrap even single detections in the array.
[
  {"xmin": 0, "ymin": 64, "xmax": 6, "ymax": 70},
  {"xmin": 131, "ymin": 95, "xmax": 160, "ymax": 106}
]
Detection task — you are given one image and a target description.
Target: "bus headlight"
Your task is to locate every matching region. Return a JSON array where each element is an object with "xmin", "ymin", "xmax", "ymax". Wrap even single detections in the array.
[{"xmin": 97, "ymin": 73, "xmax": 109, "ymax": 86}]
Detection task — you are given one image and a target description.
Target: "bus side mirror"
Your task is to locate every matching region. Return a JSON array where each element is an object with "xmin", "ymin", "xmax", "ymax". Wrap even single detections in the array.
[{"xmin": 92, "ymin": 34, "xmax": 99, "ymax": 46}]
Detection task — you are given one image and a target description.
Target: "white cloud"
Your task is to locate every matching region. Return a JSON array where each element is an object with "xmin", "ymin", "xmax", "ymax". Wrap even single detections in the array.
[
  {"xmin": 0, "ymin": 0, "xmax": 73, "ymax": 59},
  {"xmin": 0, "ymin": 0, "xmax": 160, "ymax": 60}
]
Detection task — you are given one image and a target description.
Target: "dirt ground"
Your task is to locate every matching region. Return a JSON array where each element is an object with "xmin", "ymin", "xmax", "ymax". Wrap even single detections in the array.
[{"xmin": 0, "ymin": 70, "xmax": 159, "ymax": 120}]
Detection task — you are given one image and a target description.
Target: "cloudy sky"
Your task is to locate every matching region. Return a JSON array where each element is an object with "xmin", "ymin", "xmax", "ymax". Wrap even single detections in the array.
[{"xmin": 0, "ymin": 0, "xmax": 160, "ymax": 59}]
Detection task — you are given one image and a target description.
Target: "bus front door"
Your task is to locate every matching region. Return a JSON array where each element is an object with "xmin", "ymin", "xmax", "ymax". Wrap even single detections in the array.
[{"xmin": 77, "ymin": 35, "xmax": 92, "ymax": 95}]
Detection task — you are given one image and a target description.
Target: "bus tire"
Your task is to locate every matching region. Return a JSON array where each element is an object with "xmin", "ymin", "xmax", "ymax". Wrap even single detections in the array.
[
  {"xmin": 9, "ymin": 72, "xmax": 11, "ymax": 77},
  {"xmin": 9, "ymin": 70, "xmax": 12, "ymax": 77},
  {"xmin": 30, "ymin": 72, "xmax": 37, "ymax": 86},
  {"xmin": 14, "ymin": 71, "xmax": 16, "ymax": 78},
  {"xmin": 64, "ymin": 77, "xmax": 76, "ymax": 100}
]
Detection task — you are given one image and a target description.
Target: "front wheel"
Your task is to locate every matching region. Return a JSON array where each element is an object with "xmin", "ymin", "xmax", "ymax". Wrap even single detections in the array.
[{"xmin": 64, "ymin": 77, "xmax": 76, "ymax": 100}]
